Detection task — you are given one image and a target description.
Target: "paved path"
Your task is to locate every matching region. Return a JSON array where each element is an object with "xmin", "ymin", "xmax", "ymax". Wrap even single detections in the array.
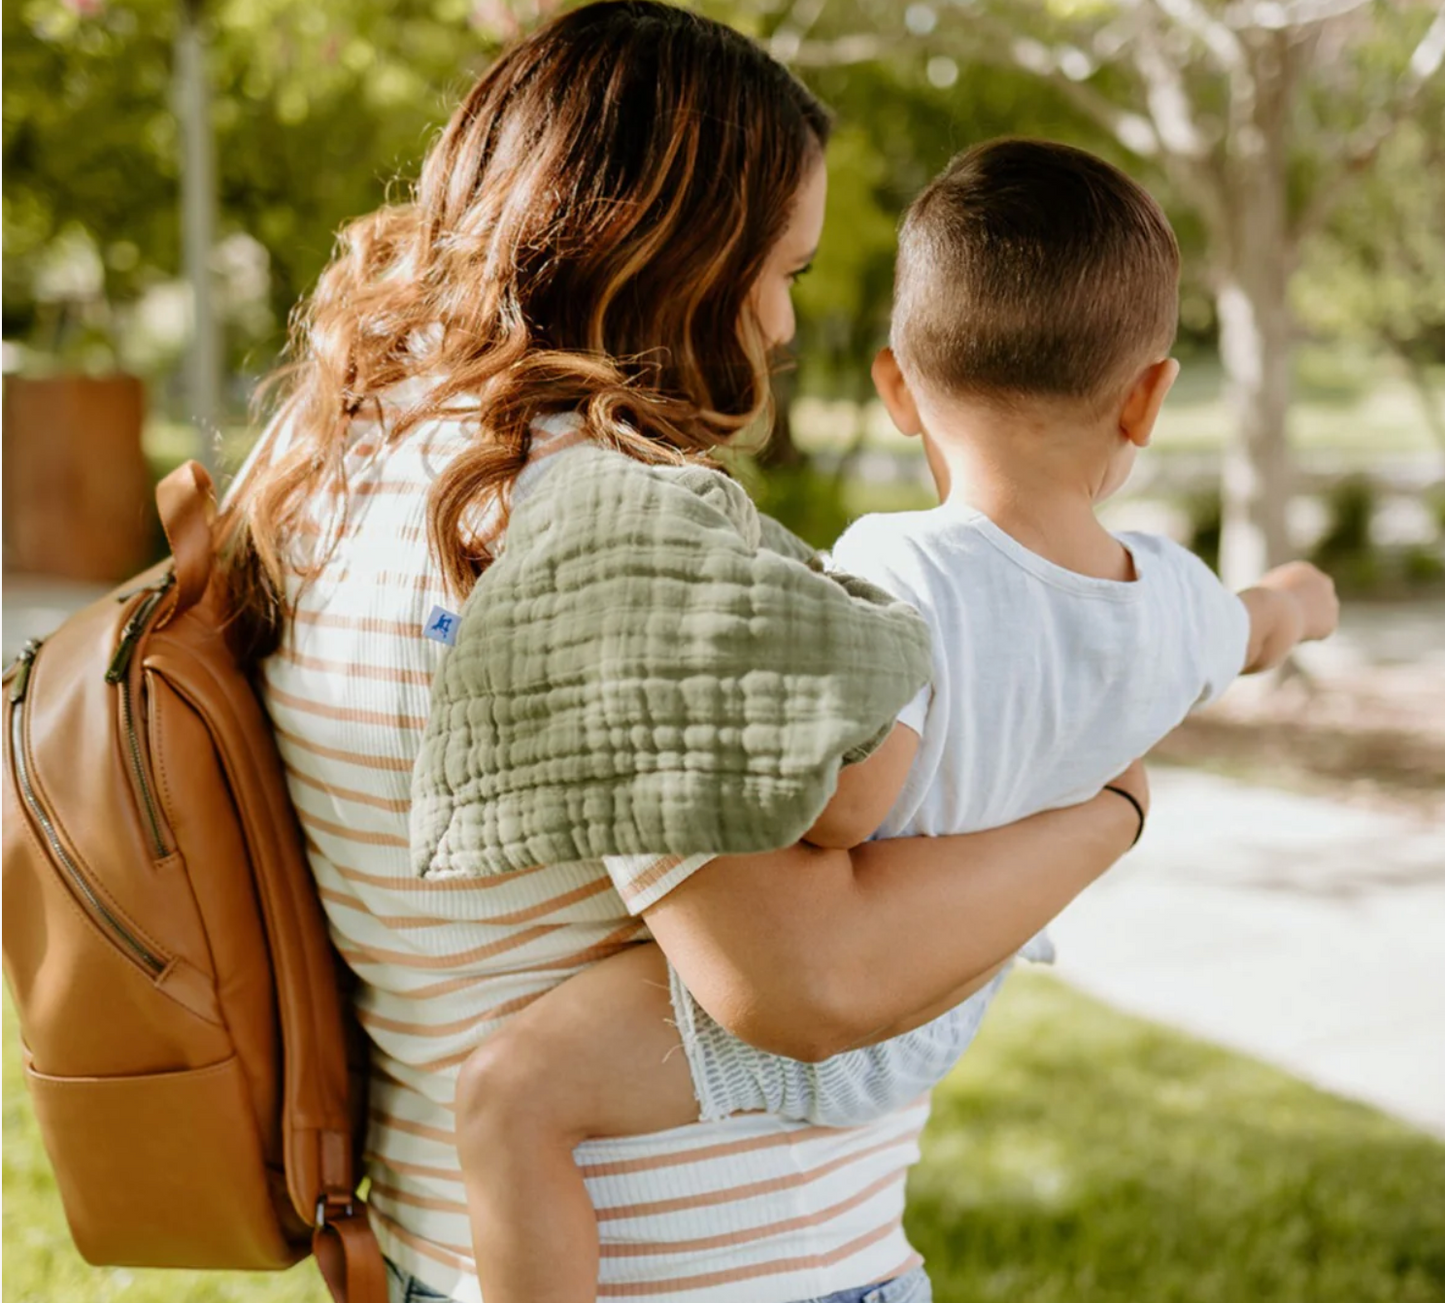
[
  {"xmin": 2, "ymin": 574, "xmax": 110, "ymax": 663},
  {"xmin": 1050, "ymin": 766, "xmax": 1444, "ymax": 1138},
  {"xmin": 5, "ymin": 576, "xmax": 1443, "ymax": 1137}
]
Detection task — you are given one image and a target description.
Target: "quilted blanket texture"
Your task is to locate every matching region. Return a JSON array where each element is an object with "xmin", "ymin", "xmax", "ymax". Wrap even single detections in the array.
[{"xmin": 411, "ymin": 444, "xmax": 932, "ymax": 877}]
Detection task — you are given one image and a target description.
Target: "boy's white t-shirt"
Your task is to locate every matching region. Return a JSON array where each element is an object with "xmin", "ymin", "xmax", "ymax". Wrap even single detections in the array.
[
  {"xmin": 829, "ymin": 501, "xmax": 1250, "ymax": 842},
  {"xmin": 668, "ymin": 499, "xmax": 1255, "ymax": 1131}
]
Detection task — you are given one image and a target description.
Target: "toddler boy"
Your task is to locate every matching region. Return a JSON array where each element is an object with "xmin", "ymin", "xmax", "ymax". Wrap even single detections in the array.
[{"xmin": 451, "ymin": 138, "xmax": 1338, "ymax": 1301}]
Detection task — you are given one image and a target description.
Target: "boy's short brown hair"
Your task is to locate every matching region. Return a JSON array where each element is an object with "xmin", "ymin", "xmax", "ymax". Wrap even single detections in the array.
[{"xmin": 892, "ymin": 138, "xmax": 1180, "ymax": 406}]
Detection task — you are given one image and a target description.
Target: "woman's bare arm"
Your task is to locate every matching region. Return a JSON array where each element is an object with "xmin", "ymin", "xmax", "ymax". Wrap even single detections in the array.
[
  {"xmin": 643, "ymin": 765, "xmax": 1146, "ymax": 1062},
  {"xmin": 840, "ymin": 956, "xmax": 1014, "ymax": 1052}
]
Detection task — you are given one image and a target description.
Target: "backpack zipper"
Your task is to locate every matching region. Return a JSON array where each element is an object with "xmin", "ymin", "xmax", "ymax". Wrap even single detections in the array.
[
  {"xmin": 8, "ymin": 641, "xmax": 167, "ymax": 977},
  {"xmin": 105, "ymin": 571, "xmax": 175, "ymax": 683},
  {"xmin": 104, "ymin": 574, "xmax": 175, "ymax": 858}
]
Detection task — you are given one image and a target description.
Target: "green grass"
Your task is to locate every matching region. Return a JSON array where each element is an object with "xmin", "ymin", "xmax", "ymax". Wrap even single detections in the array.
[
  {"xmin": 6, "ymin": 976, "xmax": 1443, "ymax": 1302},
  {"xmin": 907, "ymin": 972, "xmax": 1445, "ymax": 1303}
]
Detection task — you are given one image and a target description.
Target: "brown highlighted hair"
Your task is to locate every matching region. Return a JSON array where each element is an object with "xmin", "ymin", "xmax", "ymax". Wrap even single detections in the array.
[
  {"xmin": 220, "ymin": 1, "xmax": 829, "ymax": 657},
  {"xmin": 892, "ymin": 138, "xmax": 1179, "ymax": 407}
]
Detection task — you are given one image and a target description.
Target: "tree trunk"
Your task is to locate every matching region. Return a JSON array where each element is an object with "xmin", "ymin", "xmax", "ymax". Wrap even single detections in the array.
[
  {"xmin": 176, "ymin": 0, "xmax": 221, "ymax": 473},
  {"xmin": 1215, "ymin": 263, "xmax": 1293, "ymax": 587},
  {"xmin": 1215, "ymin": 33, "xmax": 1295, "ymax": 589}
]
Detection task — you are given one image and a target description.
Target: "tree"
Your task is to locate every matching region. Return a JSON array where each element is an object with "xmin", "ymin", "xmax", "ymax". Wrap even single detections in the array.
[
  {"xmin": 1294, "ymin": 98, "xmax": 1445, "ymax": 451},
  {"xmin": 763, "ymin": 0, "xmax": 1445, "ymax": 586},
  {"xmin": 3, "ymin": 0, "xmax": 518, "ymax": 381},
  {"xmin": 3, "ymin": 0, "xmax": 181, "ymax": 343}
]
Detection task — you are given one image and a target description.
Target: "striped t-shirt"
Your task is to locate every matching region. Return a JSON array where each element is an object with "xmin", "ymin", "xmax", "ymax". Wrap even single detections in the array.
[{"xmin": 258, "ymin": 410, "xmax": 929, "ymax": 1302}]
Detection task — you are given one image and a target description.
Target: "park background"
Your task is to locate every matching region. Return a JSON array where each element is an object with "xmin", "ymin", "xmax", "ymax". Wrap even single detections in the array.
[{"xmin": 3, "ymin": 1, "xmax": 1443, "ymax": 1300}]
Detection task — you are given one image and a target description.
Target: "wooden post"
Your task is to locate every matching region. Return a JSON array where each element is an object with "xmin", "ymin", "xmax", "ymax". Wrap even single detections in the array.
[{"xmin": 2, "ymin": 375, "xmax": 155, "ymax": 582}]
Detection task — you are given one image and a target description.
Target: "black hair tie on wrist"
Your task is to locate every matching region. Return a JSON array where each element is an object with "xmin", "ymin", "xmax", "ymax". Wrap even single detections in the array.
[{"xmin": 1103, "ymin": 784, "xmax": 1146, "ymax": 848}]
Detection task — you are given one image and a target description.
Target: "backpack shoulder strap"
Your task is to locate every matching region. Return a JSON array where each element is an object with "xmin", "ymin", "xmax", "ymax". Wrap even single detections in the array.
[{"xmin": 151, "ymin": 460, "xmax": 387, "ymax": 1301}]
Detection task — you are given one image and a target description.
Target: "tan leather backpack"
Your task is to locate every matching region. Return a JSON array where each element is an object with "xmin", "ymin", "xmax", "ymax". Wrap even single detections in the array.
[{"xmin": 2, "ymin": 461, "xmax": 385, "ymax": 1302}]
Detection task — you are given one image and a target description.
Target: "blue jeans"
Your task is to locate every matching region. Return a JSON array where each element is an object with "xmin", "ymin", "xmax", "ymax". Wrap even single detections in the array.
[{"xmin": 384, "ymin": 1257, "xmax": 932, "ymax": 1303}]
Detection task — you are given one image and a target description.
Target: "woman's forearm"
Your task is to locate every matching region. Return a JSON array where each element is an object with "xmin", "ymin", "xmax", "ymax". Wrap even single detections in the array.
[
  {"xmin": 841, "ymin": 957, "xmax": 1013, "ymax": 1051},
  {"xmin": 808, "ymin": 794, "xmax": 1131, "ymax": 1047},
  {"xmin": 644, "ymin": 790, "xmax": 1137, "ymax": 1061}
]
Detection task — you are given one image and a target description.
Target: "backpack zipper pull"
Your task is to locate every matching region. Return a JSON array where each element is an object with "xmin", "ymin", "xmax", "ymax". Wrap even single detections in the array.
[
  {"xmin": 105, "ymin": 574, "xmax": 176, "ymax": 685},
  {"xmin": 8, "ymin": 641, "xmax": 41, "ymax": 704}
]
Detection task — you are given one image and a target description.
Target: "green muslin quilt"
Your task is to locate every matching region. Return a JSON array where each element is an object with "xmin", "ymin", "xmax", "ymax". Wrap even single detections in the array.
[{"xmin": 410, "ymin": 444, "xmax": 932, "ymax": 877}]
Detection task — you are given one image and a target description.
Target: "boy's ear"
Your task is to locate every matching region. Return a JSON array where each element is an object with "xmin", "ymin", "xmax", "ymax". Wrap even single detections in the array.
[
  {"xmin": 1119, "ymin": 358, "xmax": 1180, "ymax": 448},
  {"xmin": 871, "ymin": 348, "xmax": 924, "ymax": 438}
]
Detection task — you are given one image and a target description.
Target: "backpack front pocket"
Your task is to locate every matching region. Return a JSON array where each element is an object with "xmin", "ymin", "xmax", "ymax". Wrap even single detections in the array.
[{"xmin": 22, "ymin": 1053, "xmax": 302, "ymax": 1271}]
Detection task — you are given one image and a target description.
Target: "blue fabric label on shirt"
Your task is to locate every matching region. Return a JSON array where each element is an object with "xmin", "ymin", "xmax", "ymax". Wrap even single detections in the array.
[{"xmin": 423, "ymin": 606, "xmax": 460, "ymax": 646}]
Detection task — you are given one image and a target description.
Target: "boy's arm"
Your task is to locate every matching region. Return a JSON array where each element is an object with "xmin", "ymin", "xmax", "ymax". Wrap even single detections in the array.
[
  {"xmin": 803, "ymin": 720, "xmax": 920, "ymax": 849},
  {"xmin": 1238, "ymin": 561, "xmax": 1339, "ymax": 674},
  {"xmin": 811, "ymin": 516, "xmax": 932, "ymax": 849}
]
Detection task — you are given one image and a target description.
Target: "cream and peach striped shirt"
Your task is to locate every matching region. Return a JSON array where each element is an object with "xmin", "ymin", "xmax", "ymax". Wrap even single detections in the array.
[{"xmin": 258, "ymin": 409, "xmax": 929, "ymax": 1302}]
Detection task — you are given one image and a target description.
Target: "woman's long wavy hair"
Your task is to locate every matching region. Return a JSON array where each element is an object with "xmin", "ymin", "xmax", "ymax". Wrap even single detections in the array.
[{"xmin": 220, "ymin": 0, "xmax": 830, "ymax": 659}]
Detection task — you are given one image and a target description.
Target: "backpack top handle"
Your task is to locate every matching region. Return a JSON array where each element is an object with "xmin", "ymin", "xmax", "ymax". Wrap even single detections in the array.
[{"xmin": 155, "ymin": 460, "xmax": 216, "ymax": 623}]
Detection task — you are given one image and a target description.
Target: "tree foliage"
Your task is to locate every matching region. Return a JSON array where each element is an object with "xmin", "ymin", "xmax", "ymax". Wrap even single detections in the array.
[
  {"xmin": 1294, "ymin": 78, "xmax": 1445, "ymax": 444},
  {"xmin": 0, "ymin": 0, "xmax": 1126, "ymax": 388},
  {"xmin": 4, "ymin": 0, "xmax": 513, "ymax": 365}
]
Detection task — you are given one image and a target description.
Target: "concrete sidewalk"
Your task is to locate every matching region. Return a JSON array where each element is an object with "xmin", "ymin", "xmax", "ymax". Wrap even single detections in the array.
[
  {"xmin": 1049, "ymin": 766, "xmax": 1444, "ymax": 1138},
  {"xmin": 2, "ymin": 574, "xmax": 111, "ymax": 663}
]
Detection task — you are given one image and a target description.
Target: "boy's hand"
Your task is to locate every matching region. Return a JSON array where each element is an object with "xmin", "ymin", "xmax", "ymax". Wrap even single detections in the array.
[{"xmin": 1256, "ymin": 561, "xmax": 1339, "ymax": 643}]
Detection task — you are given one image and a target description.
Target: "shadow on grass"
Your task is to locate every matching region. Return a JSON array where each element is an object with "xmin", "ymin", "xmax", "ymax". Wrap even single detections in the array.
[{"xmin": 907, "ymin": 973, "xmax": 1445, "ymax": 1303}]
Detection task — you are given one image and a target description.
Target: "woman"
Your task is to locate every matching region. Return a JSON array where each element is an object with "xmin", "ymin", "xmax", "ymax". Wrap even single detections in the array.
[{"xmin": 220, "ymin": 5, "xmax": 1145, "ymax": 1301}]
